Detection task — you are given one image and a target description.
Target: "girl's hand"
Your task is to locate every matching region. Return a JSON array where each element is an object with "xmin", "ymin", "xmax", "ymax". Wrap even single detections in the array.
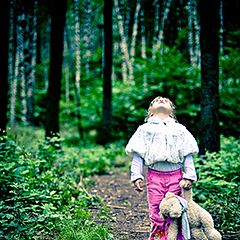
[
  {"xmin": 134, "ymin": 179, "xmax": 144, "ymax": 192},
  {"xmin": 181, "ymin": 178, "xmax": 193, "ymax": 190}
]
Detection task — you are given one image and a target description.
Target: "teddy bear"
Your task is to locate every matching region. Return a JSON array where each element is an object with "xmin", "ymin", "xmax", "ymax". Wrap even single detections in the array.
[{"xmin": 159, "ymin": 179, "xmax": 222, "ymax": 240}]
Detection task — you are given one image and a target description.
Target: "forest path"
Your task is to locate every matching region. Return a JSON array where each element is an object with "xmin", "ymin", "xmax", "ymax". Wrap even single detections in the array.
[
  {"xmin": 90, "ymin": 171, "xmax": 150, "ymax": 240},
  {"xmin": 90, "ymin": 170, "xmax": 237, "ymax": 240}
]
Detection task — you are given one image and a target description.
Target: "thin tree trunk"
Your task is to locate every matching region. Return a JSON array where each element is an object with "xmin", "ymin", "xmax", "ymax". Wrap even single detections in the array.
[
  {"xmin": 42, "ymin": 19, "xmax": 50, "ymax": 91},
  {"xmin": 152, "ymin": 0, "xmax": 161, "ymax": 59},
  {"xmin": 187, "ymin": 0, "xmax": 195, "ymax": 66},
  {"xmin": 153, "ymin": 0, "xmax": 173, "ymax": 57},
  {"xmin": 63, "ymin": 30, "xmax": 70, "ymax": 114},
  {"xmin": 219, "ymin": 0, "xmax": 223, "ymax": 79},
  {"xmin": 45, "ymin": 0, "xmax": 67, "ymax": 138},
  {"xmin": 27, "ymin": 0, "xmax": 38, "ymax": 125},
  {"xmin": 192, "ymin": 0, "xmax": 200, "ymax": 68},
  {"xmin": 9, "ymin": 0, "xmax": 17, "ymax": 130},
  {"xmin": 199, "ymin": 0, "xmax": 220, "ymax": 154},
  {"xmin": 129, "ymin": 0, "xmax": 141, "ymax": 72},
  {"xmin": 10, "ymin": 59, "xmax": 18, "ymax": 130},
  {"xmin": 114, "ymin": 0, "xmax": 131, "ymax": 83},
  {"xmin": 73, "ymin": 0, "xmax": 83, "ymax": 139},
  {"xmin": 0, "ymin": 0, "xmax": 10, "ymax": 135},
  {"xmin": 100, "ymin": 0, "xmax": 113, "ymax": 145},
  {"xmin": 140, "ymin": 8, "xmax": 147, "ymax": 92},
  {"xmin": 187, "ymin": 0, "xmax": 200, "ymax": 67},
  {"xmin": 83, "ymin": 0, "xmax": 92, "ymax": 75},
  {"xmin": 18, "ymin": 10, "xmax": 27, "ymax": 125},
  {"xmin": 154, "ymin": 0, "xmax": 160, "ymax": 36}
]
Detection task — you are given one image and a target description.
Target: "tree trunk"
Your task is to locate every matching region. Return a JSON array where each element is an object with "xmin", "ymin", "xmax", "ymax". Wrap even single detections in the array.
[
  {"xmin": 0, "ymin": 0, "xmax": 10, "ymax": 136},
  {"xmin": 9, "ymin": 0, "xmax": 17, "ymax": 130},
  {"xmin": 187, "ymin": 0, "xmax": 201, "ymax": 68},
  {"xmin": 192, "ymin": 0, "xmax": 201, "ymax": 68},
  {"xmin": 42, "ymin": 18, "xmax": 51, "ymax": 91},
  {"xmin": 199, "ymin": 0, "xmax": 220, "ymax": 154},
  {"xmin": 140, "ymin": 7, "xmax": 147, "ymax": 92},
  {"xmin": 45, "ymin": 0, "xmax": 67, "ymax": 138},
  {"xmin": 63, "ymin": 29, "xmax": 70, "ymax": 114},
  {"xmin": 18, "ymin": 9, "xmax": 27, "ymax": 125},
  {"xmin": 83, "ymin": 0, "xmax": 92, "ymax": 75},
  {"xmin": 153, "ymin": 0, "xmax": 173, "ymax": 57},
  {"xmin": 129, "ymin": 0, "xmax": 141, "ymax": 71},
  {"xmin": 219, "ymin": 0, "xmax": 223, "ymax": 78},
  {"xmin": 114, "ymin": 0, "xmax": 131, "ymax": 83},
  {"xmin": 27, "ymin": 0, "xmax": 38, "ymax": 125},
  {"xmin": 73, "ymin": 0, "xmax": 84, "ymax": 139},
  {"xmin": 187, "ymin": 0, "xmax": 195, "ymax": 66},
  {"xmin": 100, "ymin": 0, "xmax": 113, "ymax": 145}
]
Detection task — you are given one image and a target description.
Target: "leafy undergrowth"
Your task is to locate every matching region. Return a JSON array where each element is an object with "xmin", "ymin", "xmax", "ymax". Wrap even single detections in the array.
[
  {"xmin": 194, "ymin": 136, "xmax": 240, "ymax": 234},
  {"xmin": 0, "ymin": 135, "xmax": 125, "ymax": 240},
  {"xmin": 0, "ymin": 131, "xmax": 239, "ymax": 239}
]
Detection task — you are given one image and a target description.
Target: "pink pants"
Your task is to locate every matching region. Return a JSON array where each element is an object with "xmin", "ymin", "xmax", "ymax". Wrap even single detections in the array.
[{"xmin": 146, "ymin": 168, "xmax": 184, "ymax": 240}]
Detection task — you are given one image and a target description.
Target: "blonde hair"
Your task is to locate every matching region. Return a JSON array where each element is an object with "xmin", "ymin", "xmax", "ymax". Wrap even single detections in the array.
[{"xmin": 145, "ymin": 96, "xmax": 177, "ymax": 122}]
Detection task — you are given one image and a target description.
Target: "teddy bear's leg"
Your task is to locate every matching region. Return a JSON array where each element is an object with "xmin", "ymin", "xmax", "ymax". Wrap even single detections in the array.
[
  {"xmin": 190, "ymin": 229, "xmax": 208, "ymax": 240},
  {"xmin": 167, "ymin": 219, "xmax": 178, "ymax": 240},
  {"xmin": 199, "ymin": 210, "xmax": 222, "ymax": 240},
  {"xmin": 204, "ymin": 228, "xmax": 222, "ymax": 240}
]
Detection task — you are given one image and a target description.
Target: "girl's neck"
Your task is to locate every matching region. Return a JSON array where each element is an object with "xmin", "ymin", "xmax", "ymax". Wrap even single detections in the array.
[{"xmin": 153, "ymin": 113, "xmax": 170, "ymax": 120}]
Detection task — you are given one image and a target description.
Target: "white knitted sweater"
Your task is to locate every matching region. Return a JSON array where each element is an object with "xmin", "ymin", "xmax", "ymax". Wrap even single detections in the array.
[{"xmin": 125, "ymin": 116, "xmax": 199, "ymax": 165}]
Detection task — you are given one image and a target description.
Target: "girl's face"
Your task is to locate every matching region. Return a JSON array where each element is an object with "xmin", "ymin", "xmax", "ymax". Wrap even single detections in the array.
[{"xmin": 149, "ymin": 97, "xmax": 173, "ymax": 115}]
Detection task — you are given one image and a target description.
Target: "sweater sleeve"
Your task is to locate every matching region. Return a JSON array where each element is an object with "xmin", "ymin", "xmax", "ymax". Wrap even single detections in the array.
[
  {"xmin": 130, "ymin": 153, "xmax": 144, "ymax": 182},
  {"xmin": 181, "ymin": 126, "xmax": 199, "ymax": 157},
  {"xmin": 183, "ymin": 154, "xmax": 197, "ymax": 182}
]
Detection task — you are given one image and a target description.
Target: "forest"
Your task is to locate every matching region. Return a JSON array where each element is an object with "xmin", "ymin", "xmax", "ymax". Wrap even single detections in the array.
[{"xmin": 0, "ymin": 0, "xmax": 239, "ymax": 239}]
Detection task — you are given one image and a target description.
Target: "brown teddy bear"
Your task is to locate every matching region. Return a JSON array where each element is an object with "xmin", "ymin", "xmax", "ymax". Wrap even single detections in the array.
[{"xmin": 159, "ymin": 179, "xmax": 222, "ymax": 240}]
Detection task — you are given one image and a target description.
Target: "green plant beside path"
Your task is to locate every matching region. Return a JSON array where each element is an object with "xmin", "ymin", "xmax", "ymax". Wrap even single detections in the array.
[{"xmin": 0, "ymin": 135, "xmax": 123, "ymax": 239}]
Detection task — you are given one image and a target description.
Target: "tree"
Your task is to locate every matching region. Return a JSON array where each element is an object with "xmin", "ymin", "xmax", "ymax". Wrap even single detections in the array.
[
  {"xmin": 45, "ymin": 0, "xmax": 67, "ymax": 138},
  {"xmin": 0, "ymin": 0, "xmax": 10, "ymax": 136},
  {"xmin": 100, "ymin": 0, "xmax": 113, "ymax": 145},
  {"xmin": 199, "ymin": 0, "xmax": 220, "ymax": 154},
  {"xmin": 73, "ymin": 0, "xmax": 83, "ymax": 139}
]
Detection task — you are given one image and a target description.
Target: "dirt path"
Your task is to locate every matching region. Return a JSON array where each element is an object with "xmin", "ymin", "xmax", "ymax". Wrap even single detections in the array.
[
  {"xmin": 90, "ymin": 171, "xmax": 150, "ymax": 240},
  {"xmin": 90, "ymin": 171, "xmax": 239, "ymax": 240}
]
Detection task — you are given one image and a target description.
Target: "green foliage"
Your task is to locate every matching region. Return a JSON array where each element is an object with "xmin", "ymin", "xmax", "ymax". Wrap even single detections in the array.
[
  {"xmin": 55, "ymin": 219, "xmax": 112, "ymax": 240},
  {"xmin": 194, "ymin": 136, "xmax": 240, "ymax": 232},
  {"xmin": 58, "ymin": 42, "xmax": 239, "ymax": 144},
  {"xmin": 0, "ymin": 135, "xmax": 122, "ymax": 239},
  {"xmin": 111, "ymin": 47, "xmax": 201, "ymax": 140},
  {"xmin": 220, "ymin": 42, "xmax": 240, "ymax": 137}
]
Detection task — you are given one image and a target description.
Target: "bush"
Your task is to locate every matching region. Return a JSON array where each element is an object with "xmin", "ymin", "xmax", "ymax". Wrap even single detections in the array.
[
  {"xmin": 0, "ymin": 136, "xmax": 120, "ymax": 239},
  {"xmin": 194, "ymin": 136, "xmax": 240, "ymax": 232}
]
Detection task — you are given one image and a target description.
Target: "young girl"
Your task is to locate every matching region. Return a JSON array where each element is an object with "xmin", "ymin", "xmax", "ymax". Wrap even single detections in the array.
[{"xmin": 125, "ymin": 96, "xmax": 198, "ymax": 240}]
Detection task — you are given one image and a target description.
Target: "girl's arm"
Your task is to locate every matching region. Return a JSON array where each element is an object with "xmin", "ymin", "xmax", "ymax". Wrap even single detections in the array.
[
  {"xmin": 131, "ymin": 153, "xmax": 144, "ymax": 182},
  {"xmin": 183, "ymin": 154, "xmax": 197, "ymax": 182}
]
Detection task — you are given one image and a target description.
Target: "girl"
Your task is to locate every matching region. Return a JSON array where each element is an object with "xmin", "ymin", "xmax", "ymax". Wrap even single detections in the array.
[{"xmin": 125, "ymin": 96, "xmax": 198, "ymax": 240}]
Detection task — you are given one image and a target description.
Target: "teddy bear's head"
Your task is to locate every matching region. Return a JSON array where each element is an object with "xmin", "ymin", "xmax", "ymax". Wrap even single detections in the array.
[{"xmin": 159, "ymin": 192, "xmax": 182, "ymax": 219}]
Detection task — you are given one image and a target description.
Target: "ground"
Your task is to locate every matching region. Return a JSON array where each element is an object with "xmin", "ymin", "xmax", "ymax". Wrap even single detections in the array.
[
  {"xmin": 90, "ymin": 171, "xmax": 150, "ymax": 240},
  {"xmin": 90, "ymin": 170, "xmax": 238, "ymax": 240}
]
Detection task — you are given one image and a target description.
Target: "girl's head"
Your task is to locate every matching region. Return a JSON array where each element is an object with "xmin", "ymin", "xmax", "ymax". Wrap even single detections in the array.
[{"xmin": 145, "ymin": 96, "xmax": 176, "ymax": 121}]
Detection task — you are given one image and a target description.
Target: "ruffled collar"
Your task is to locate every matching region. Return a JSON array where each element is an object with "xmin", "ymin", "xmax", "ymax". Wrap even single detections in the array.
[{"xmin": 147, "ymin": 116, "xmax": 176, "ymax": 125}]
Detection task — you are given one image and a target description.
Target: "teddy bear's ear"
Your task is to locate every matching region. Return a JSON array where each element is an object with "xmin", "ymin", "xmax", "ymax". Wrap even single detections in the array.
[{"xmin": 165, "ymin": 192, "xmax": 175, "ymax": 198}]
